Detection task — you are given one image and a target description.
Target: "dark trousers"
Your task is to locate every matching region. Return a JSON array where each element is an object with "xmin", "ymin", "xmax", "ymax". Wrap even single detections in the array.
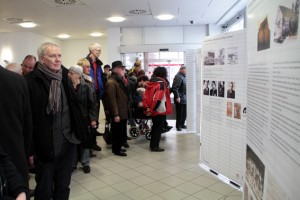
[
  {"xmin": 150, "ymin": 115, "xmax": 165, "ymax": 149},
  {"xmin": 111, "ymin": 119, "xmax": 127, "ymax": 153},
  {"xmin": 175, "ymin": 103, "xmax": 187, "ymax": 128},
  {"xmin": 34, "ymin": 141, "xmax": 76, "ymax": 200}
]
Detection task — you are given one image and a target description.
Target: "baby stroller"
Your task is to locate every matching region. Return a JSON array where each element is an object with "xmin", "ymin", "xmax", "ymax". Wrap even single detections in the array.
[{"xmin": 129, "ymin": 106, "xmax": 152, "ymax": 140}]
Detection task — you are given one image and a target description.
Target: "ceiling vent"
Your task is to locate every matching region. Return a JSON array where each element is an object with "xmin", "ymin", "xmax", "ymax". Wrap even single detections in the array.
[
  {"xmin": 3, "ymin": 17, "xmax": 25, "ymax": 24},
  {"xmin": 43, "ymin": 0, "xmax": 85, "ymax": 7},
  {"xmin": 127, "ymin": 9, "xmax": 151, "ymax": 16}
]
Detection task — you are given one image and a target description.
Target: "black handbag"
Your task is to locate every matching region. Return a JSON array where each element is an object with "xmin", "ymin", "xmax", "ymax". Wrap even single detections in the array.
[{"xmin": 103, "ymin": 122, "xmax": 111, "ymax": 145}]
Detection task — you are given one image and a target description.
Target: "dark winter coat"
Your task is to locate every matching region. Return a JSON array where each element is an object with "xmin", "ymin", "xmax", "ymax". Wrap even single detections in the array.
[
  {"xmin": 171, "ymin": 71, "xmax": 187, "ymax": 104},
  {"xmin": 0, "ymin": 66, "xmax": 32, "ymax": 187},
  {"xmin": 25, "ymin": 65, "xmax": 90, "ymax": 162}
]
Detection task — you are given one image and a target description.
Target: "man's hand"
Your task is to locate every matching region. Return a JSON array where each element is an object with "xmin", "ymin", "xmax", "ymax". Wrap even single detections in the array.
[
  {"xmin": 16, "ymin": 192, "xmax": 26, "ymax": 200},
  {"xmin": 114, "ymin": 116, "xmax": 120, "ymax": 122},
  {"xmin": 176, "ymin": 97, "xmax": 181, "ymax": 103},
  {"xmin": 91, "ymin": 120, "xmax": 97, "ymax": 128}
]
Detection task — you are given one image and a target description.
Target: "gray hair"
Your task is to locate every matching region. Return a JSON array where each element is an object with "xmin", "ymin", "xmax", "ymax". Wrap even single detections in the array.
[
  {"xmin": 69, "ymin": 64, "xmax": 83, "ymax": 76},
  {"xmin": 6, "ymin": 63, "xmax": 22, "ymax": 75},
  {"xmin": 88, "ymin": 42, "xmax": 101, "ymax": 52},
  {"xmin": 37, "ymin": 42, "xmax": 60, "ymax": 61}
]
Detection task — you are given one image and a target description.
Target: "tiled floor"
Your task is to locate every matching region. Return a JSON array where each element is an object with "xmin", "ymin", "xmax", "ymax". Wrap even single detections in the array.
[{"xmin": 29, "ymin": 121, "xmax": 242, "ymax": 200}]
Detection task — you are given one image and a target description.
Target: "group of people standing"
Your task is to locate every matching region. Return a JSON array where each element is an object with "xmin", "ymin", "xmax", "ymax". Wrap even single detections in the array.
[{"xmin": 0, "ymin": 41, "xmax": 188, "ymax": 200}]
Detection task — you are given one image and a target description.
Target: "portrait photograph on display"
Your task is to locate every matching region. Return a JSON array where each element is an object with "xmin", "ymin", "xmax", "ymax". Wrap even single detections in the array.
[
  {"xmin": 215, "ymin": 48, "xmax": 225, "ymax": 65},
  {"xmin": 234, "ymin": 103, "xmax": 241, "ymax": 119},
  {"xmin": 203, "ymin": 51, "xmax": 215, "ymax": 65},
  {"xmin": 227, "ymin": 81, "xmax": 236, "ymax": 99},
  {"xmin": 274, "ymin": 0, "xmax": 299, "ymax": 44},
  {"xmin": 257, "ymin": 16, "xmax": 271, "ymax": 51},
  {"xmin": 203, "ymin": 80, "xmax": 210, "ymax": 95},
  {"xmin": 218, "ymin": 81, "xmax": 225, "ymax": 97},
  {"xmin": 210, "ymin": 81, "xmax": 218, "ymax": 96},
  {"xmin": 227, "ymin": 101, "xmax": 233, "ymax": 117},
  {"xmin": 246, "ymin": 145, "xmax": 265, "ymax": 200}
]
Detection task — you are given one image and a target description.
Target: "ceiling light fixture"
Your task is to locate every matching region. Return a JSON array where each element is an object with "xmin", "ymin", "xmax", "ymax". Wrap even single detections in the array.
[
  {"xmin": 90, "ymin": 32, "xmax": 103, "ymax": 37},
  {"xmin": 57, "ymin": 34, "xmax": 70, "ymax": 39},
  {"xmin": 107, "ymin": 16, "xmax": 125, "ymax": 22},
  {"xmin": 19, "ymin": 22, "xmax": 37, "ymax": 28},
  {"xmin": 156, "ymin": 14, "xmax": 174, "ymax": 20}
]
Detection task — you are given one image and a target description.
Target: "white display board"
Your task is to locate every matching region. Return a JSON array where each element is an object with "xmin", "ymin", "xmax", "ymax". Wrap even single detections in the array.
[
  {"xmin": 245, "ymin": 0, "xmax": 300, "ymax": 199},
  {"xmin": 200, "ymin": 30, "xmax": 247, "ymax": 186}
]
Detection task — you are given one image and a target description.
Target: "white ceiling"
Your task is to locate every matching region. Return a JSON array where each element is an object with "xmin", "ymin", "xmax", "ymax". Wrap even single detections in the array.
[{"xmin": 0, "ymin": 0, "xmax": 246, "ymax": 40}]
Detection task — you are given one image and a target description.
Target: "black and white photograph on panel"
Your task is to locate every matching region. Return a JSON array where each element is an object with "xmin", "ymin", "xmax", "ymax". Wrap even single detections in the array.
[
  {"xmin": 210, "ymin": 81, "xmax": 218, "ymax": 96},
  {"xmin": 203, "ymin": 80, "xmax": 210, "ymax": 95},
  {"xmin": 227, "ymin": 81, "xmax": 235, "ymax": 99},
  {"xmin": 274, "ymin": 0, "xmax": 299, "ymax": 44},
  {"xmin": 227, "ymin": 47, "xmax": 238, "ymax": 64},
  {"xmin": 203, "ymin": 51, "xmax": 215, "ymax": 65},
  {"xmin": 218, "ymin": 81, "xmax": 225, "ymax": 97}
]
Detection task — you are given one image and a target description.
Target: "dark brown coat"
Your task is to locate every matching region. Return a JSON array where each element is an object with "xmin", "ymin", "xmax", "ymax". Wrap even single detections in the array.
[{"xmin": 105, "ymin": 74, "xmax": 129, "ymax": 120}]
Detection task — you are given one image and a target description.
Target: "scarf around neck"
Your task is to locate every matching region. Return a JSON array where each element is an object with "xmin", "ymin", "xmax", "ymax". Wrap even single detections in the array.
[
  {"xmin": 37, "ymin": 62, "xmax": 62, "ymax": 115},
  {"xmin": 82, "ymin": 73, "xmax": 93, "ymax": 83}
]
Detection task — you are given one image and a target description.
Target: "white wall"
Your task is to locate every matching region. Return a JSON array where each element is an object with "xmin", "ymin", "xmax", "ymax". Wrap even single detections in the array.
[
  {"xmin": 120, "ymin": 25, "xmax": 212, "ymax": 53},
  {"xmin": 0, "ymin": 32, "xmax": 60, "ymax": 67},
  {"xmin": 0, "ymin": 32, "xmax": 61, "ymax": 67},
  {"xmin": 107, "ymin": 27, "xmax": 121, "ymax": 65},
  {"xmin": 61, "ymin": 38, "xmax": 108, "ymax": 68}
]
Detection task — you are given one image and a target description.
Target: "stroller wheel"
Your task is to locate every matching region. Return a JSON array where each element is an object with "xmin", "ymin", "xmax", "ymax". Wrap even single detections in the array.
[
  {"xmin": 145, "ymin": 130, "xmax": 151, "ymax": 140},
  {"xmin": 129, "ymin": 127, "xmax": 140, "ymax": 138}
]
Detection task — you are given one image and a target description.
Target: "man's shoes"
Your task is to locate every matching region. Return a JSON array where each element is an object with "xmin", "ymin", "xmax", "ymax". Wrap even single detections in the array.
[
  {"xmin": 90, "ymin": 152, "xmax": 97, "ymax": 157},
  {"xmin": 151, "ymin": 147, "xmax": 165, "ymax": 152},
  {"xmin": 127, "ymin": 136, "xmax": 132, "ymax": 140},
  {"xmin": 92, "ymin": 144, "xmax": 102, "ymax": 151},
  {"xmin": 177, "ymin": 128, "xmax": 182, "ymax": 131},
  {"xmin": 181, "ymin": 125, "xmax": 187, "ymax": 129},
  {"xmin": 96, "ymin": 131, "xmax": 104, "ymax": 136},
  {"xmin": 162, "ymin": 128, "xmax": 170, "ymax": 133},
  {"xmin": 120, "ymin": 148, "xmax": 127, "ymax": 152},
  {"xmin": 114, "ymin": 151, "xmax": 127, "ymax": 156},
  {"xmin": 123, "ymin": 142, "xmax": 130, "ymax": 148},
  {"xmin": 165, "ymin": 125, "xmax": 173, "ymax": 130},
  {"xmin": 83, "ymin": 166, "xmax": 91, "ymax": 173}
]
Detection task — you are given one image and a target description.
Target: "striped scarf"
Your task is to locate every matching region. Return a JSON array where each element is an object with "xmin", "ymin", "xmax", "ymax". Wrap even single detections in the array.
[{"xmin": 37, "ymin": 62, "xmax": 62, "ymax": 115}]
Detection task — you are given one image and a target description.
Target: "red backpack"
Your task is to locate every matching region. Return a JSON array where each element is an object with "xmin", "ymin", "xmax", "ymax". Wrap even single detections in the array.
[{"xmin": 142, "ymin": 78, "xmax": 172, "ymax": 116}]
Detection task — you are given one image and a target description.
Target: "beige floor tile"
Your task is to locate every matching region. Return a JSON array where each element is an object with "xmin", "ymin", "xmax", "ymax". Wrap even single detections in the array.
[
  {"xmin": 145, "ymin": 169, "xmax": 172, "ymax": 180},
  {"xmin": 143, "ymin": 181, "xmax": 171, "ymax": 194},
  {"xmin": 91, "ymin": 186, "xmax": 121, "ymax": 199},
  {"xmin": 175, "ymin": 182, "xmax": 204, "ymax": 195},
  {"xmin": 159, "ymin": 176, "xmax": 187, "ymax": 187},
  {"xmin": 100, "ymin": 174, "xmax": 126, "ymax": 185},
  {"xmin": 207, "ymin": 182, "xmax": 237, "ymax": 195},
  {"xmin": 69, "ymin": 192, "xmax": 99, "ymax": 200},
  {"xmin": 190, "ymin": 176, "xmax": 219, "ymax": 188},
  {"xmin": 192, "ymin": 189, "xmax": 224, "ymax": 200},
  {"xmin": 125, "ymin": 187, "xmax": 154, "ymax": 200},
  {"xmin": 81, "ymin": 179, "xmax": 108, "ymax": 191},
  {"xmin": 158, "ymin": 188, "xmax": 189, "ymax": 200},
  {"xmin": 110, "ymin": 180, "xmax": 139, "ymax": 193},
  {"xmin": 118, "ymin": 169, "xmax": 143, "ymax": 179},
  {"xmin": 129, "ymin": 175, "xmax": 156, "ymax": 186}
]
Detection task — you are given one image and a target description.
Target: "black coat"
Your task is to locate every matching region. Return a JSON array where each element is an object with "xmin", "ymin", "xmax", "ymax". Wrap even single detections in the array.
[
  {"xmin": 0, "ymin": 145, "xmax": 28, "ymax": 199},
  {"xmin": 0, "ymin": 66, "xmax": 32, "ymax": 187},
  {"xmin": 171, "ymin": 71, "xmax": 187, "ymax": 104},
  {"xmin": 25, "ymin": 65, "xmax": 90, "ymax": 161}
]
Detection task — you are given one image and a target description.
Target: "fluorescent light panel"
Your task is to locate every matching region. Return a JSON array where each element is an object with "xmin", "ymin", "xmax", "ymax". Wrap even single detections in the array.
[
  {"xmin": 107, "ymin": 16, "xmax": 125, "ymax": 22},
  {"xmin": 19, "ymin": 22, "xmax": 37, "ymax": 28}
]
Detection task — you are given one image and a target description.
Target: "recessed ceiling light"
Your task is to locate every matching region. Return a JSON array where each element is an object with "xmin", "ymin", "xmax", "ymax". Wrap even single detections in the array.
[
  {"xmin": 57, "ymin": 34, "xmax": 70, "ymax": 39},
  {"xmin": 156, "ymin": 14, "xmax": 174, "ymax": 20},
  {"xmin": 90, "ymin": 32, "xmax": 103, "ymax": 37},
  {"xmin": 19, "ymin": 22, "xmax": 37, "ymax": 28},
  {"xmin": 107, "ymin": 16, "xmax": 125, "ymax": 22}
]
